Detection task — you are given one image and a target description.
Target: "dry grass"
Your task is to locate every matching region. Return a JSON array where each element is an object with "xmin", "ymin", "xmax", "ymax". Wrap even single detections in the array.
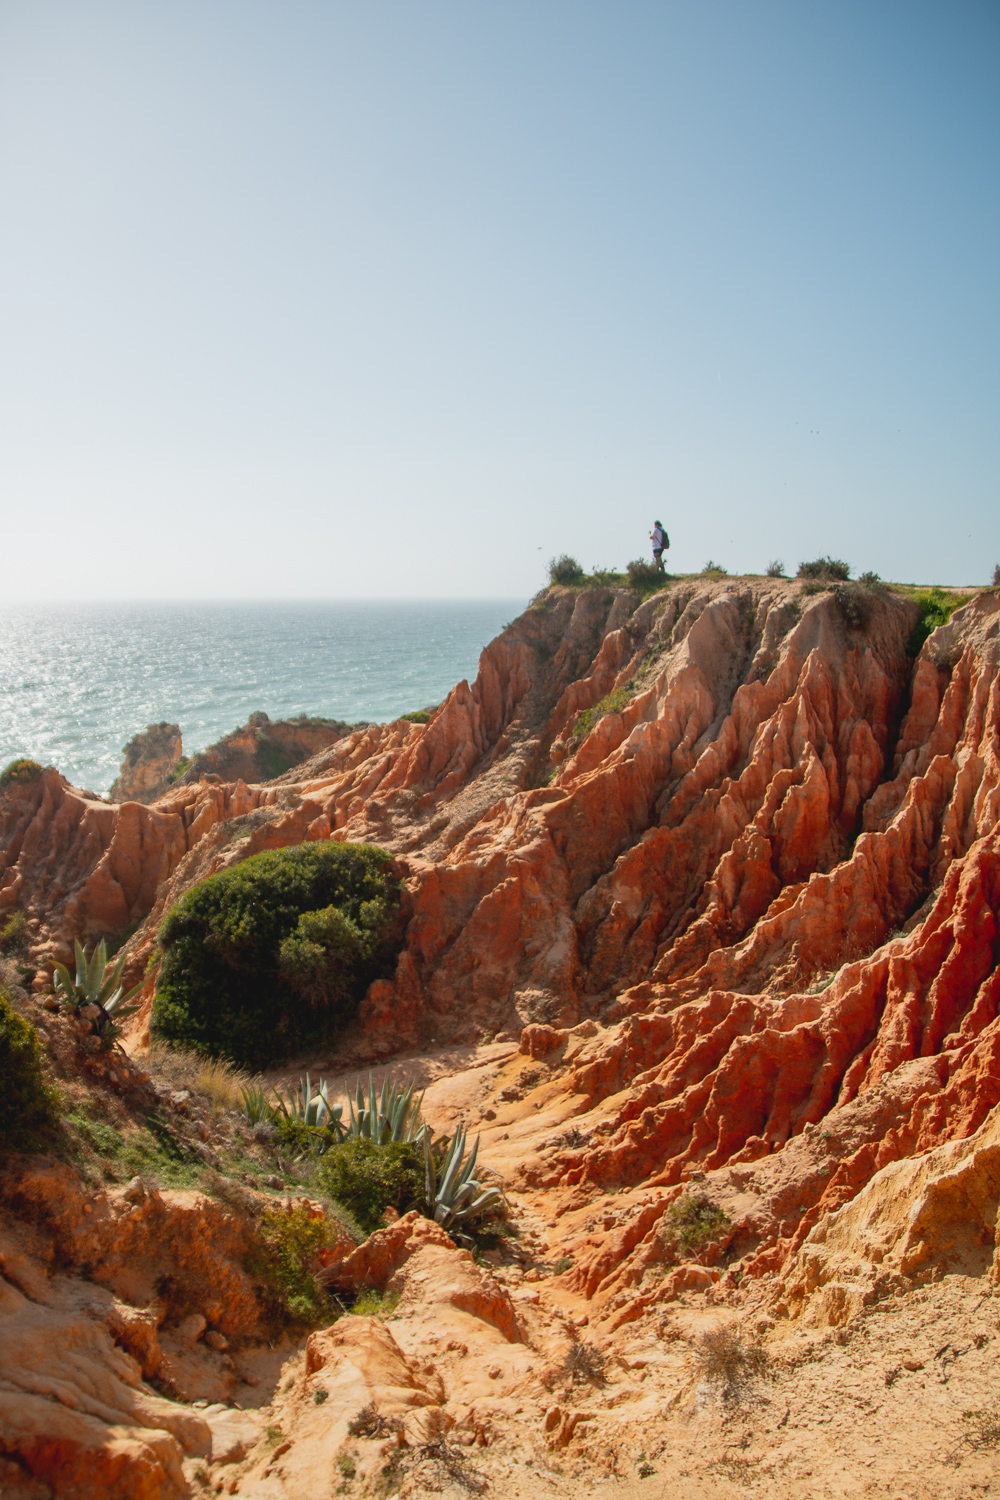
[
  {"xmin": 147, "ymin": 1041, "xmax": 253, "ymax": 1116},
  {"xmin": 561, "ymin": 1341, "xmax": 608, "ymax": 1387},
  {"xmin": 961, "ymin": 1407, "xmax": 1000, "ymax": 1452},
  {"xmin": 694, "ymin": 1326, "xmax": 771, "ymax": 1401}
]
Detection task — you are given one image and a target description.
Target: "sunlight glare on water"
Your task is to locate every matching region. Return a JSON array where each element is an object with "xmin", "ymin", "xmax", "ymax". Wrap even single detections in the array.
[{"xmin": 0, "ymin": 599, "xmax": 526, "ymax": 795}]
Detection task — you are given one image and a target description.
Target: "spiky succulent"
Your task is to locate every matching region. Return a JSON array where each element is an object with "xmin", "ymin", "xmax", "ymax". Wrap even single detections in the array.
[
  {"xmin": 272, "ymin": 1072, "xmax": 344, "ymax": 1134},
  {"xmin": 240, "ymin": 1083, "xmax": 275, "ymax": 1125},
  {"xmin": 422, "ymin": 1123, "xmax": 505, "ymax": 1235},
  {"xmin": 343, "ymin": 1072, "xmax": 424, "ymax": 1144},
  {"xmin": 53, "ymin": 939, "xmax": 142, "ymax": 1051}
]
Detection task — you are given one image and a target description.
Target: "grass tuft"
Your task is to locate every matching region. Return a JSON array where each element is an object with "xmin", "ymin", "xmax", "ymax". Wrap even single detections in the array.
[{"xmin": 351, "ymin": 1287, "xmax": 401, "ymax": 1319}]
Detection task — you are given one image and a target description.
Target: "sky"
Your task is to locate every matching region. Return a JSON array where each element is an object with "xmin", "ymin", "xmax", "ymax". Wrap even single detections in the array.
[{"xmin": 0, "ymin": 0, "xmax": 997, "ymax": 599}]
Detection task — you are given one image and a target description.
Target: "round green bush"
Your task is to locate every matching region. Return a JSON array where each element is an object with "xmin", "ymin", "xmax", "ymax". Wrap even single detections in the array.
[
  {"xmin": 317, "ymin": 1138, "xmax": 424, "ymax": 1235},
  {"xmin": 0, "ymin": 759, "xmax": 44, "ymax": 790},
  {"xmin": 547, "ymin": 554, "xmax": 585, "ymax": 586},
  {"xmin": 0, "ymin": 988, "xmax": 59, "ymax": 1149},
  {"xmin": 151, "ymin": 841, "xmax": 402, "ymax": 1067}
]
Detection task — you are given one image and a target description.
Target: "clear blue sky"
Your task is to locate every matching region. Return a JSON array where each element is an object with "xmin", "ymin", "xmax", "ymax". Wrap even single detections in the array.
[{"xmin": 1, "ymin": 0, "xmax": 996, "ymax": 597}]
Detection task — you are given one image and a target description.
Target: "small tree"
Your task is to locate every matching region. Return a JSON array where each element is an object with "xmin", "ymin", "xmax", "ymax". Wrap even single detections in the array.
[
  {"xmin": 548, "ymin": 555, "xmax": 585, "ymax": 586},
  {"xmin": 797, "ymin": 556, "xmax": 850, "ymax": 581}
]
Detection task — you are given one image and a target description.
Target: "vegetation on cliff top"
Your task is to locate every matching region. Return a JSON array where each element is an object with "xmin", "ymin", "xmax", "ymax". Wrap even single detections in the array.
[
  {"xmin": 152, "ymin": 841, "xmax": 403, "ymax": 1067},
  {"xmin": 0, "ymin": 758, "xmax": 44, "ymax": 790},
  {"xmin": 903, "ymin": 585, "xmax": 974, "ymax": 654}
]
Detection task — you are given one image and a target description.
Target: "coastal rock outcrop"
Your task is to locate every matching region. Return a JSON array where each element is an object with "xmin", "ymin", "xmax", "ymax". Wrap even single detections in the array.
[
  {"xmin": 109, "ymin": 712, "xmax": 363, "ymax": 807},
  {"xmin": 110, "ymin": 722, "xmax": 183, "ymax": 805}
]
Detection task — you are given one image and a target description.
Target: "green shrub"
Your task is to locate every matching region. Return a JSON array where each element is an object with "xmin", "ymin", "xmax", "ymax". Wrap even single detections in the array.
[
  {"xmin": 0, "ymin": 988, "xmax": 59, "ymax": 1150},
  {"xmin": 152, "ymin": 841, "xmax": 402, "ymax": 1067},
  {"xmin": 992, "ymin": 563, "xmax": 1000, "ymax": 588},
  {"xmin": 702, "ymin": 560, "xmax": 729, "ymax": 577},
  {"xmin": 0, "ymin": 759, "xmax": 43, "ymax": 790},
  {"xmin": 573, "ymin": 685, "xmax": 632, "ymax": 738},
  {"xmin": 765, "ymin": 559, "xmax": 785, "ymax": 577},
  {"xmin": 548, "ymin": 554, "xmax": 585, "ymax": 586},
  {"xmin": 317, "ymin": 1138, "xmax": 424, "ymax": 1235},
  {"xmin": 0, "ymin": 912, "xmax": 29, "ymax": 956},
  {"xmin": 797, "ymin": 556, "xmax": 850, "ymax": 581},
  {"xmin": 661, "ymin": 1193, "xmax": 729, "ymax": 1258},
  {"xmin": 905, "ymin": 586, "xmax": 972, "ymax": 655},
  {"xmin": 400, "ymin": 709, "xmax": 431, "ymax": 724},
  {"xmin": 560, "ymin": 1341, "xmax": 607, "ymax": 1386},
  {"xmin": 625, "ymin": 558, "xmax": 667, "ymax": 592},
  {"xmin": 252, "ymin": 1204, "xmax": 336, "ymax": 1325}
]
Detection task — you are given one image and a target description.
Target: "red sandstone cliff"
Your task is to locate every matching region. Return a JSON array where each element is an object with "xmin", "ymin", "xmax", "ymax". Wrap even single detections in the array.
[
  {"xmin": 4, "ymin": 578, "xmax": 998, "ymax": 1263},
  {"xmin": 2, "ymin": 576, "xmax": 1000, "ymax": 1496}
]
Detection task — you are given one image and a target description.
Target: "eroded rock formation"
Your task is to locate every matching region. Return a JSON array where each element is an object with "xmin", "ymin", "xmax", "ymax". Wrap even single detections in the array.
[
  {"xmin": 2, "ymin": 575, "xmax": 1000, "ymax": 1496},
  {"xmin": 110, "ymin": 722, "xmax": 183, "ymax": 805}
]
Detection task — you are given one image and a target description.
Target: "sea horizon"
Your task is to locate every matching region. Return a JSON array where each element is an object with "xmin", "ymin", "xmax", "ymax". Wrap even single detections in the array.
[{"xmin": 0, "ymin": 597, "xmax": 527, "ymax": 796}]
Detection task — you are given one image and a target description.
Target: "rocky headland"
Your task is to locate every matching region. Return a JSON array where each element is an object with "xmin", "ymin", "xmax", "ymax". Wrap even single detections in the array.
[
  {"xmin": 1, "ymin": 573, "xmax": 999, "ymax": 1499},
  {"xmin": 110, "ymin": 713, "xmax": 366, "ymax": 805}
]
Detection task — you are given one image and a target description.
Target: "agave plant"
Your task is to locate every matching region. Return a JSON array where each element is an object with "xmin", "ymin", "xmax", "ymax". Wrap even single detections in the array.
[
  {"xmin": 94, "ymin": 988, "xmax": 143, "ymax": 1052},
  {"xmin": 422, "ymin": 1123, "xmax": 505, "ymax": 1236},
  {"xmin": 53, "ymin": 939, "xmax": 143, "ymax": 1052},
  {"xmin": 240, "ymin": 1083, "xmax": 275, "ymax": 1125},
  {"xmin": 343, "ymin": 1073, "xmax": 424, "ymax": 1144},
  {"xmin": 272, "ymin": 1073, "xmax": 345, "ymax": 1135}
]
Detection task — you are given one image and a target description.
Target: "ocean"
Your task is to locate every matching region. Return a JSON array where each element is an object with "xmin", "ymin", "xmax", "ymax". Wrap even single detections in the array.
[{"xmin": 0, "ymin": 599, "xmax": 526, "ymax": 797}]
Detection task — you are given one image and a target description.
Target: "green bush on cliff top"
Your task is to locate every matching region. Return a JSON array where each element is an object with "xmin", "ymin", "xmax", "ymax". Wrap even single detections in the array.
[
  {"xmin": 0, "ymin": 759, "xmax": 44, "ymax": 789},
  {"xmin": 152, "ymin": 841, "xmax": 402, "ymax": 1068},
  {"xmin": 548, "ymin": 554, "xmax": 586, "ymax": 586}
]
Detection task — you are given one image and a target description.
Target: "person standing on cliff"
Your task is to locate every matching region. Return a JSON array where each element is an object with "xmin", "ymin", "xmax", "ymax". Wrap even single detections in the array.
[{"xmin": 650, "ymin": 520, "xmax": 669, "ymax": 571}]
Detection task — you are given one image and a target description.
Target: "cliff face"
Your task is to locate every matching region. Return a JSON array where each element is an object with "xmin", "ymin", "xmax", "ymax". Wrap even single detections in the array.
[{"xmin": 3, "ymin": 576, "xmax": 1000, "ymax": 1496}]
